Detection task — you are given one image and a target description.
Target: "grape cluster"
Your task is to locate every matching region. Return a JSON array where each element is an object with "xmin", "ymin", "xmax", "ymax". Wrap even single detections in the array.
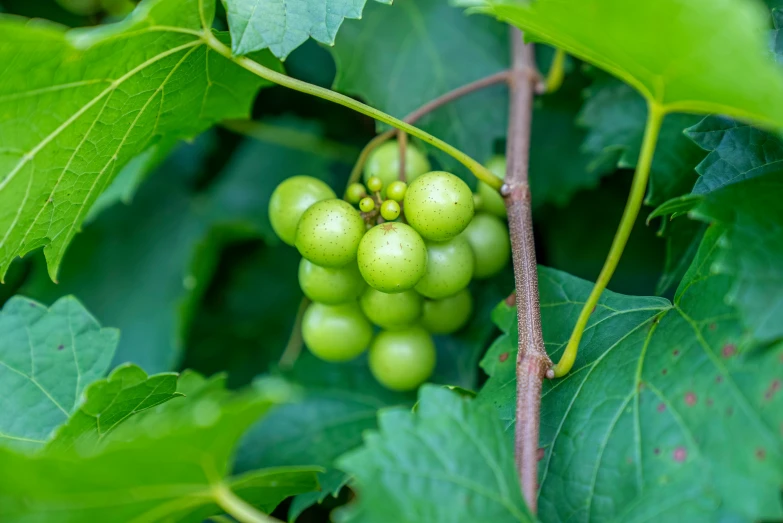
[{"xmin": 268, "ymin": 141, "xmax": 511, "ymax": 391}]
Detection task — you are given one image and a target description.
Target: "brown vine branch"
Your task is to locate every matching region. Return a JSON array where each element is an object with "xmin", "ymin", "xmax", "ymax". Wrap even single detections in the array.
[
  {"xmin": 346, "ymin": 70, "xmax": 511, "ymax": 186},
  {"xmin": 398, "ymin": 130, "xmax": 408, "ymax": 182},
  {"xmin": 503, "ymin": 29, "xmax": 552, "ymax": 513}
]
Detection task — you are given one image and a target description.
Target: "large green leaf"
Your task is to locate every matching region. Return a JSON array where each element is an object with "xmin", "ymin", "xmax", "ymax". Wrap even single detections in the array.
[
  {"xmin": 0, "ymin": 371, "xmax": 320, "ymax": 521},
  {"xmin": 465, "ymin": 0, "xmax": 783, "ymax": 126},
  {"xmin": 478, "ymin": 234, "xmax": 783, "ymax": 521},
  {"xmin": 0, "ymin": 0, "xmax": 280, "ymax": 282},
  {"xmin": 337, "ymin": 386, "xmax": 533, "ymax": 523},
  {"xmin": 579, "ymin": 75, "xmax": 704, "ymax": 205},
  {"xmin": 225, "ymin": 0, "xmax": 391, "ymax": 59},
  {"xmin": 0, "ymin": 295, "xmax": 117, "ymax": 450}
]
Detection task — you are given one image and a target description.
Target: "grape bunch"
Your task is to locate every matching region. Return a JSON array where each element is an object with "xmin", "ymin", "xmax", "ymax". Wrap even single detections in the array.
[{"xmin": 268, "ymin": 141, "xmax": 511, "ymax": 391}]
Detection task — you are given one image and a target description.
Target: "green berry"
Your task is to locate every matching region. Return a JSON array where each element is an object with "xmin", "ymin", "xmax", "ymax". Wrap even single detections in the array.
[
  {"xmin": 360, "ymin": 288, "xmax": 422, "ymax": 330},
  {"xmin": 386, "ymin": 181, "xmax": 408, "ymax": 202},
  {"xmin": 298, "ymin": 258, "xmax": 366, "ymax": 304},
  {"xmin": 345, "ymin": 183, "xmax": 367, "ymax": 204},
  {"xmin": 414, "ymin": 235, "xmax": 474, "ymax": 299},
  {"xmin": 404, "ymin": 171, "xmax": 474, "ymax": 241},
  {"xmin": 380, "ymin": 200, "xmax": 401, "ymax": 221},
  {"xmin": 295, "ymin": 199, "xmax": 365, "ymax": 268},
  {"xmin": 478, "ymin": 155, "xmax": 507, "ymax": 218},
  {"xmin": 269, "ymin": 176, "xmax": 336, "ymax": 245},
  {"xmin": 363, "ymin": 141, "xmax": 431, "ymax": 194},
  {"xmin": 359, "ymin": 197, "xmax": 376, "ymax": 212},
  {"xmin": 421, "ymin": 289, "xmax": 473, "ymax": 334},
  {"xmin": 367, "ymin": 176, "xmax": 383, "ymax": 193},
  {"xmin": 368, "ymin": 326, "xmax": 436, "ymax": 391},
  {"xmin": 463, "ymin": 213, "xmax": 511, "ymax": 278},
  {"xmin": 302, "ymin": 302, "xmax": 373, "ymax": 362},
  {"xmin": 473, "ymin": 193, "xmax": 483, "ymax": 211},
  {"xmin": 357, "ymin": 222, "xmax": 427, "ymax": 293}
]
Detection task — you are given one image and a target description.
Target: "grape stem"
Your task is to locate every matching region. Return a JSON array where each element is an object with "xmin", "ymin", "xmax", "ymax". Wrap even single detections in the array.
[
  {"xmin": 212, "ymin": 483, "xmax": 280, "ymax": 523},
  {"xmin": 279, "ymin": 297, "xmax": 310, "ymax": 370},
  {"xmin": 503, "ymin": 29, "xmax": 552, "ymax": 514},
  {"xmin": 203, "ymin": 33, "xmax": 503, "ymax": 190}
]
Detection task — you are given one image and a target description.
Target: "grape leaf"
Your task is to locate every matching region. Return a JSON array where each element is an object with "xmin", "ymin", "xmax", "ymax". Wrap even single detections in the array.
[
  {"xmin": 224, "ymin": 0, "xmax": 391, "ymax": 59},
  {"xmin": 685, "ymin": 115, "xmax": 783, "ymax": 195},
  {"xmin": 655, "ymin": 218, "xmax": 706, "ymax": 296},
  {"xmin": 236, "ymin": 353, "xmax": 414, "ymax": 521},
  {"xmin": 0, "ymin": 295, "xmax": 117, "ymax": 450},
  {"xmin": 578, "ymin": 75, "xmax": 704, "ymax": 205},
  {"xmin": 337, "ymin": 386, "xmax": 533, "ymax": 523},
  {"xmin": 0, "ymin": 0, "xmax": 282, "ymax": 282},
  {"xmin": 330, "ymin": 0, "xmax": 508, "ymax": 180},
  {"xmin": 463, "ymin": 0, "xmax": 783, "ymax": 127},
  {"xmin": 47, "ymin": 363, "xmax": 181, "ymax": 451},
  {"xmin": 0, "ymin": 371, "xmax": 321, "ymax": 521},
  {"xmin": 478, "ymin": 235, "xmax": 783, "ymax": 521}
]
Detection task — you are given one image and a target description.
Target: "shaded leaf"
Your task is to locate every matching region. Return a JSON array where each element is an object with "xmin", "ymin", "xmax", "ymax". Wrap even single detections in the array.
[
  {"xmin": 0, "ymin": 295, "xmax": 117, "ymax": 450},
  {"xmin": 337, "ymin": 386, "xmax": 533, "ymax": 523}
]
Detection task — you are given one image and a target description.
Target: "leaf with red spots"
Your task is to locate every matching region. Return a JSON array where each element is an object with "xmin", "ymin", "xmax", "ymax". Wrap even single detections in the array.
[{"xmin": 478, "ymin": 226, "xmax": 783, "ymax": 521}]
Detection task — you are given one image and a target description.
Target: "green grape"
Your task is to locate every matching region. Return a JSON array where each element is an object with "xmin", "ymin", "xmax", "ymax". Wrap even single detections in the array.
[
  {"xmin": 386, "ymin": 181, "xmax": 407, "ymax": 202},
  {"xmin": 421, "ymin": 289, "xmax": 473, "ymax": 334},
  {"xmin": 359, "ymin": 197, "xmax": 376, "ymax": 212},
  {"xmin": 368, "ymin": 327, "xmax": 436, "ymax": 391},
  {"xmin": 345, "ymin": 183, "xmax": 367, "ymax": 204},
  {"xmin": 414, "ymin": 235, "xmax": 474, "ymax": 299},
  {"xmin": 295, "ymin": 199, "xmax": 365, "ymax": 267},
  {"xmin": 463, "ymin": 213, "xmax": 511, "ymax": 278},
  {"xmin": 366, "ymin": 176, "xmax": 383, "ymax": 193},
  {"xmin": 360, "ymin": 288, "xmax": 422, "ymax": 329},
  {"xmin": 473, "ymin": 193, "xmax": 483, "ymax": 211},
  {"xmin": 477, "ymin": 155, "xmax": 507, "ymax": 218},
  {"xmin": 380, "ymin": 200, "xmax": 401, "ymax": 221},
  {"xmin": 363, "ymin": 141, "xmax": 431, "ymax": 194},
  {"xmin": 299, "ymin": 258, "xmax": 366, "ymax": 304},
  {"xmin": 269, "ymin": 176, "xmax": 336, "ymax": 246},
  {"xmin": 302, "ymin": 302, "xmax": 373, "ymax": 362},
  {"xmin": 357, "ymin": 222, "xmax": 427, "ymax": 293},
  {"xmin": 404, "ymin": 171, "xmax": 474, "ymax": 241}
]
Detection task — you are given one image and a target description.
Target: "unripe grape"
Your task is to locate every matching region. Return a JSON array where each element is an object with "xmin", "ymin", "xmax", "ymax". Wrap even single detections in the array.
[
  {"xmin": 477, "ymin": 156, "xmax": 507, "ymax": 218},
  {"xmin": 421, "ymin": 289, "xmax": 473, "ymax": 334},
  {"xmin": 359, "ymin": 197, "xmax": 376, "ymax": 212},
  {"xmin": 404, "ymin": 171, "xmax": 474, "ymax": 241},
  {"xmin": 357, "ymin": 222, "xmax": 427, "ymax": 293},
  {"xmin": 366, "ymin": 176, "xmax": 383, "ymax": 193},
  {"xmin": 269, "ymin": 176, "xmax": 336, "ymax": 245},
  {"xmin": 345, "ymin": 183, "xmax": 367, "ymax": 204},
  {"xmin": 360, "ymin": 288, "xmax": 422, "ymax": 330},
  {"xmin": 299, "ymin": 258, "xmax": 366, "ymax": 304},
  {"xmin": 414, "ymin": 236, "xmax": 474, "ymax": 299},
  {"xmin": 473, "ymin": 193, "xmax": 483, "ymax": 211},
  {"xmin": 302, "ymin": 302, "xmax": 373, "ymax": 361},
  {"xmin": 295, "ymin": 199, "xmax": 365, "ymax": 268},
  {"xmin": 380, "ymin": 200, "xmax": 401, "ymax": 221},
  {"xmin": 386, "ymin": 181, "xmax": 407, "ymax": 202},
  {"xmin": 364, "ymin": 141, "xmax": 431, "ymax": 194},
  {"xmin": 368, "ymin": 327, "xmax": 436, "ymax": 391},
  {"xmin": 463, "ymin": 213, "xmax": 511, "ymax": 278}
]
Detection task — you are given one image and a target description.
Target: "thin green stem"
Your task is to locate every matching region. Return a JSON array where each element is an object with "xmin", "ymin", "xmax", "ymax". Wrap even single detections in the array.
[
  {"xmin": 544, "ymin": 49, "xmax": 566, "ymax": 93},
  {"xmin": 552, "ymin": 103, "xmax": 665, "ymax": 378},
  {"xmin": 213, "ymin": 483, "xmax": 280, "ymax": 523},
  {"xmin": 346, "ymin": 130, "xmax": 395, "ymax": 188},
  {"xmin": 203, "ymin": 33, "xmax": 503, "ymax": 190}
]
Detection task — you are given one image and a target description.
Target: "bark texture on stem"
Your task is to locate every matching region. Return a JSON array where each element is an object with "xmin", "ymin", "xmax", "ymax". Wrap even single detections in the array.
[{"xmin": 503, "ymin": 28, "xmax": 552, "ymax": 514}]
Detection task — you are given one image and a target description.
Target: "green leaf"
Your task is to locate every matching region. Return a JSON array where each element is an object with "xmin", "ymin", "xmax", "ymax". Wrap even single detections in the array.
[
  {"xmin": 579, "ymin": 75, "xmax": 704, "ymax": 205},
  {"xmin": 225, "ymin": 0, "xmax": 391, "ymax": 59},
  {"xmin": 337, "ymin": 386, "xmax": 533, "ymax": 523},
  {"xmin": 465, "ymin": 0, "xmax": 783, "ymax": 126},
  {"xmin": 686, "ymin": 115, "xmax": 783, "ymax": 195},
  {"xmin": 47, "ymin": 363, "xmax": 181, "ymax": 451},
  {"xmin": 655, "ymin": 218, "xmax": 706, "ymax": 296},
  {"xmin": 0, "ymin": 0, "xmax": 281, "ymax": 282},
  {"xmin": 236, "ymin": 353, "xmax": 413, "ymax": 521},
  {"xmin": 688, "ymin": 172, "xmax": 783, "ymax": 343},
  {"xmin": 0, "ymin": 295, "xmax": 118, "ymax": 450},
  {"xmin": 0, "ymin": 372, "xmax": 320, "ymax": 521},
  {"xmin": 330, "ymin": 0, "xmax": 508, "ymax": 180},
  {"xmin": 478, "ymin": 236, "xmax": 783, "ymax": 520}
]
